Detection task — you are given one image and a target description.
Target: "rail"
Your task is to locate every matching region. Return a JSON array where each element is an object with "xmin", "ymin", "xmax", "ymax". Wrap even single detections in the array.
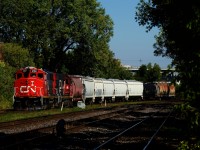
[{"xmin": 93, "ymin": 109, "xmax": 173, "ymax": 150}]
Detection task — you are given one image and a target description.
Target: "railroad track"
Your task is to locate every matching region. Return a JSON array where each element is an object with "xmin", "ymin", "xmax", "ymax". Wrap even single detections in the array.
[
  {"xmin": 34, "ymin": 103, "xmax": 182, "ymax": 150},
  {"xmin": 0, "ymin": 106, "xmax": 131, "ymax": 150},
  {"xmin": 94, "ymin": 109, "xmax": 173, "ymax": 150},
  {"xmin": 0, "ymin": 101, "xmax": 184, "ymax": 149}
]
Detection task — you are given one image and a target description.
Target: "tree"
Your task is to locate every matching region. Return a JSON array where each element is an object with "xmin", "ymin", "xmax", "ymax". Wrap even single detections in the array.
[
  {"xmin": 135, "ymin": 0, "xmax": 200, "ymax": 103},
  {"xmin": 0, "ymin": 43, "xmax": 35, "ymax": 108},
  {"xmin": 0, "ymin": 63, "xmax": 15, "ymax": 109},
  {"xmin": 135, "ymin": 63, "xmax": 161, "ymax": 82},
  {"xmin": 1, "ymin": 43, "xmax": 35, "ymax": 69},
  {"xmin": 65, "ymin": 44, "xmax": 134, "ymax": 79},
  {"xmin": 147, "ymin": 63, "xmax": 161, "ymax": 82},
  {"xmin": 0, "ymin": 0, "xmax": 113, "ymax": 72},
  {"xmin": 134, "ymin": 64, "xmax": 148, "ymax": 82},
  {"xmin": 135, "ymin": 1, "xmax": 200, "ymax": 147}
]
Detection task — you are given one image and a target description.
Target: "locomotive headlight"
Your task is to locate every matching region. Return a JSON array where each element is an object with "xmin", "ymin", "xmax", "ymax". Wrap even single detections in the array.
[{"xmin": 32, "ymin": 70, "xmax": 37, "ymax": 73}]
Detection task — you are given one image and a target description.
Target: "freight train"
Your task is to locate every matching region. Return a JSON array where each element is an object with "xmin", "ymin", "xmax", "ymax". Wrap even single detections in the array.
[{"xmin": 13, "ymin": 66, "xmax": 175, "ymax": 110}]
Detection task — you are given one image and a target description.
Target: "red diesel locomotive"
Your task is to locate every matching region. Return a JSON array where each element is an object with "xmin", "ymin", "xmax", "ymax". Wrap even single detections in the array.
[{"xmin": 13, "ymin": 66, "xmax": 77, "ymax": 109}]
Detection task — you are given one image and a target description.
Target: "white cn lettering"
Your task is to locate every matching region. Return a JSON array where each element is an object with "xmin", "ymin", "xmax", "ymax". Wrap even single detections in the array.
[{"xmin": 20, "ymin": 86, "xmax": 36, "ymax": 93}]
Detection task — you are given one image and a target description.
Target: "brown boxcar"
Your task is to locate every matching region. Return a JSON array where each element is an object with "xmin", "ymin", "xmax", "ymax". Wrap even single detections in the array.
[{"xmin": 143, "ymin": 81, "xmax": 175, "ymax": 100}]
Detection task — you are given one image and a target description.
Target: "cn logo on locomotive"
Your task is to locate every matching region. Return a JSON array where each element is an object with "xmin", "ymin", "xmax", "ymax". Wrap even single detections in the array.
[
  {"xmin": 20, "ymin": 86, "xmax": 36, "ymax": 93},
  {"xmin": 19, "ymin": 80, "xmax": 36, "ymax": 93}
]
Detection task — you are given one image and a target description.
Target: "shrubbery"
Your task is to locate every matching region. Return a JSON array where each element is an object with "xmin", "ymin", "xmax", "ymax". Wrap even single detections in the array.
[{"xmin": 0, "ymin": 43, "xmax": 35, "ymax": 109}]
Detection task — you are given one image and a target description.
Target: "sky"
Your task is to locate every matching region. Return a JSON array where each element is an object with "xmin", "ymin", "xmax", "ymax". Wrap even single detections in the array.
[{"xmin": 97, "ymin": 0, "xmax": 172, "ymax": 68}]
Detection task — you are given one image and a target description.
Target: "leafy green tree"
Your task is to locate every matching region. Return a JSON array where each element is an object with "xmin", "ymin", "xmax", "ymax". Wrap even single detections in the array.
[
  {"xmin": 147, "ymin": 63, "xmax": 161, "ymax": 82},
  {"xmin": 1, "ymin": 43, "xmax": 35, "ymax": 69},
  {"xmin": 0, "ymin": 0, "xmax": 113, "ymax": 72},
  {"xmin": 0, "ymin": 63, "xmax": 15, "ymax": 109},
  {"xmin": 0, "ymin": 43, "xmax": 35, "ymax": 108},
  {"xmin": 161, "ymin": 64, "xmax": 176, "ymax": 82},
  {"xmin": 106, "ymin": 58, "xmax": 134, "ymax": 80},
  {"xmin": 65, "ymin": 44, "xmax": 134, "ymax": 79},
  {"xmin": 135, "ymin": 63, "xmax": 161, "ymax": 82},
  {"xmin": 135, "ymin": 0, "xmax": 200, "ymax": 103},
  {"xmin": 135, "ymin": 0, "xmax": 200, "ymax": 147},
  {"xmin": 134, "ymin": 64, "xmax": 147, "ymax": 81}
]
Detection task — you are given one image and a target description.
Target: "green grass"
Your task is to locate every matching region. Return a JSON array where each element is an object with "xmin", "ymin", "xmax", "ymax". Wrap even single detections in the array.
[
  {"xmin": 0, "ymin": 107, "xmax": 83, "ymax": 123},
  {"xmin": 0, "ymin": 100, "xmax": 172, "ymax": 123}
]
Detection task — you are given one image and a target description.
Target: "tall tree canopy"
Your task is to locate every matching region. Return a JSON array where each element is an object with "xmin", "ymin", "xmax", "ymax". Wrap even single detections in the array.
[
  {"xmin": 135, "ymin": 0, "xmax": 200, "ymax": 104},
  {"xmin": 0, "ymin": 0, "xmax": 113, "ymax": 71}
]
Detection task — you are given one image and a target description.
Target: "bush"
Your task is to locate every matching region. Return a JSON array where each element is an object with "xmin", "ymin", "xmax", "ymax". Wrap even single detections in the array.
[
  {"xmin": 0, "ymin": 95, "xmax": 13, "ymax": 109},
  {"xmin": 0, "ymin": 43, "xmax": 35, "ymax": 109},
  {"xmin": 0, "ymin": 64, "xmax": 15, "ymax": 108}
]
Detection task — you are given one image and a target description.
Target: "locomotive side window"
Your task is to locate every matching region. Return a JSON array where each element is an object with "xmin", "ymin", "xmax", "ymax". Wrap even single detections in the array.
[
  {"xmin": 38, "ymin": 73, "xmax": 44, "ymax": 79},
  {"xmin": 17, "ymin": 73, "xmax": 22, "ymax": 79}
]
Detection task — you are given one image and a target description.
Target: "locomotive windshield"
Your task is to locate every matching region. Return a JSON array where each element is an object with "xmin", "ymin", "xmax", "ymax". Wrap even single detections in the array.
[
  {"xmin": 16, "ymin": 68, "xmax": 44, "ymax": 79},
  {"xmin": 23, "ymin": 68, "xmax": 30, "ymax": 78},
  {"xmin": 16, "ymin": 73, "xmax": 22, "ymax": 79}
]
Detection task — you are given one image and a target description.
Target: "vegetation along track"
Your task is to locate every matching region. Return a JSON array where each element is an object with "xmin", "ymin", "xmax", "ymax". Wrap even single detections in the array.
[{"xmin": 0, "ymin": 100, "xmax": 186, "ymax": 150}]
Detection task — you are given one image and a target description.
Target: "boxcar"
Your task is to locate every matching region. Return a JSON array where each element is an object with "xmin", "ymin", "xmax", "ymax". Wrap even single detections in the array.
[{"xmin": 143, "ymin": 81, "xmax": 174, "ymax": 100}]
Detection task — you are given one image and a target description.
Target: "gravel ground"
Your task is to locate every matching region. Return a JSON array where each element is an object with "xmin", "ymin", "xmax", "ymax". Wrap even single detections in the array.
[{"xmin": 23, "ymin": 101, "xmax": 186, "ymax": 150}]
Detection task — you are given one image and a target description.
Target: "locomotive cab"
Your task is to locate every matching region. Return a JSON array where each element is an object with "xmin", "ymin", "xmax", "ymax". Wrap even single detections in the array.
[
  {"xmin": 13, "ymin": 67, "xmax": 72, "ymax": 110},
  {"xmin": 13, "ymin": 67, "xmax": 47, "ymax": 109}
]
